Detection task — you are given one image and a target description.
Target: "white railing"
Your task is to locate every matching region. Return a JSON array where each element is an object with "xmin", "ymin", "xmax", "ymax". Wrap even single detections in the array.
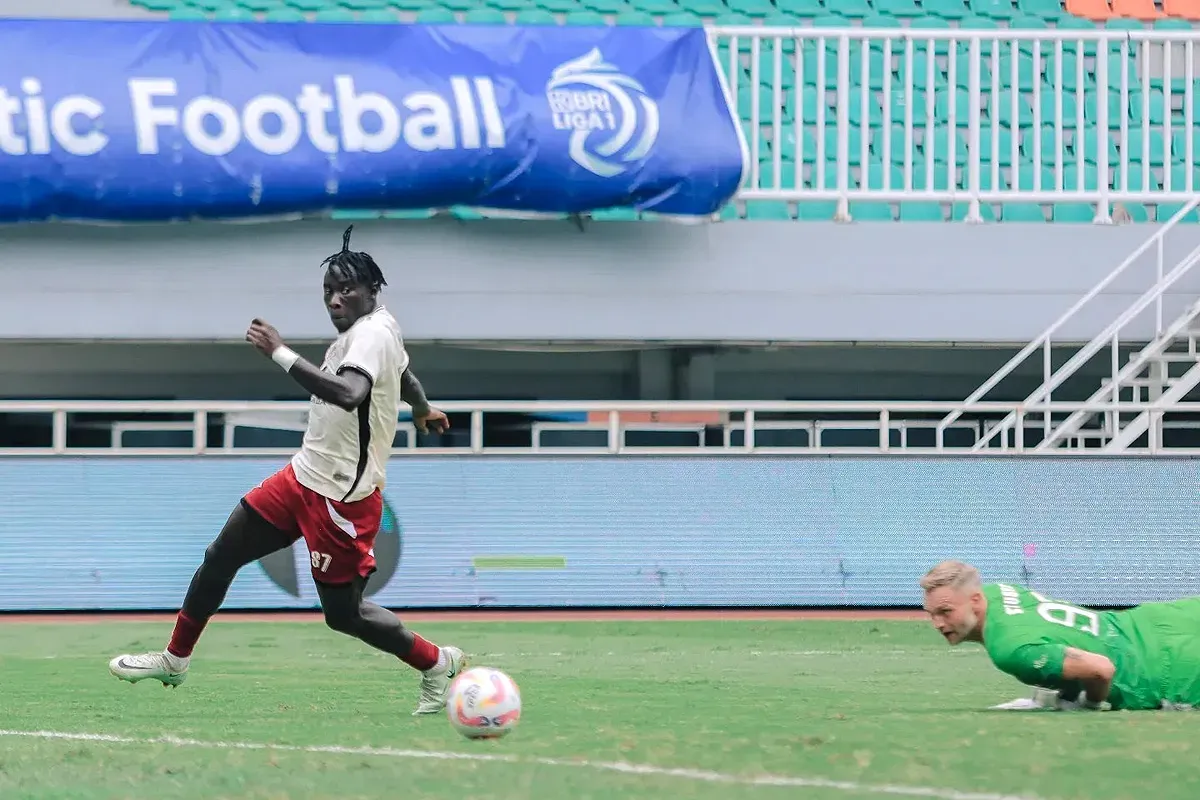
[
  {"xmin": 937, "ymin": 195, "xmax": 1200, "ymax": 446},
  {"xmin": 5, "ymin": 399, "xmax": 1200, "ymax": 456},
  {"xmin": 712, "ymin": 27, "xmax": 1200, "ymax": 221}
]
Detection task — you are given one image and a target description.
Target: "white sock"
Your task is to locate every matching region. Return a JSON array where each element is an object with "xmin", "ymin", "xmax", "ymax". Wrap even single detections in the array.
[
  {"xmin": 431, "ymin": 647, "xmax": 447, "ymax": 673},
  {"xmin": 163, "ymin": 650, "xmax": 189, "ymax": 670}
]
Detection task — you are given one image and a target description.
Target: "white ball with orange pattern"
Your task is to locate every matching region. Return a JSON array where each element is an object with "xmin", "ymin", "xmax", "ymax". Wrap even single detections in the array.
[{"xmin": 446, "ymin": 666, "xmax": 522, "ymax": 740}]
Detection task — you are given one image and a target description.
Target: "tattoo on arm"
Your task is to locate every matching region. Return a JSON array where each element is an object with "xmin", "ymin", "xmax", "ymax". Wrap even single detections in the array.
[{"xmin": 400, "ymin": 368, "xmax": 431, "ymax": 414}]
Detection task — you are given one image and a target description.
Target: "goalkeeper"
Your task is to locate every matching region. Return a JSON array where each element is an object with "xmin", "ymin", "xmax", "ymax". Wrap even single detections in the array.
[{"xmin": 919, "ymin": 560, "xmax": 1200, "ymax": 711}]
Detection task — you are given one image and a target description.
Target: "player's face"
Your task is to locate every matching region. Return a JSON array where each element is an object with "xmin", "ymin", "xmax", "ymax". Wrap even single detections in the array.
[
  {"xmin": 923, "ymin": 587, "xmax": 981, "ymax": 645},
  {"xmin": 323, "ymin": 270, "xmax": 376, "ymax": 333}
]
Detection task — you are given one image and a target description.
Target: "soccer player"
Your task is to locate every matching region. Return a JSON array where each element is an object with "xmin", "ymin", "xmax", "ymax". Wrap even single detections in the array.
[
  {"xmin": 109, "ymin": 226, "xmax": 467, "ymax": 716},
  {"xmin": 920, "ymin": 559, "xmax": 1200, "ymax": 711}
]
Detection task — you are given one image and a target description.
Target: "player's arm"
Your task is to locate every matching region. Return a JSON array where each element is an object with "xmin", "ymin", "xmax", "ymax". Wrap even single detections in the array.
[
  {"xmin": 245, "ymin": 319, "xmax": 371, "ymax": 412},
  {"xmin": 1060, "ymin": 646, "xmax": 1115, "ymax": 707},
  {"xmin": 400, "ymin": 367, "xmax": 449, "ymax": 433}
]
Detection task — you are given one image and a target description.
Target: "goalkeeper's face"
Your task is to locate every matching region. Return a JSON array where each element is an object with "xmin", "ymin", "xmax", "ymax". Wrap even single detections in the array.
[{"xmin": 923, "ymin": 586, "xmax": 984, "ymax": 645}]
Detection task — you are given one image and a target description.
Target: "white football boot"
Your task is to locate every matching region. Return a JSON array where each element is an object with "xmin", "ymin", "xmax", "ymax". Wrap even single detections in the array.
[
  {"xmin": 412, "ymin": 646, "xmax": 466, "ymax": 715},
  {"xmin": 109, "ymin": 651, "xmax": 189, "ymax": 688}
]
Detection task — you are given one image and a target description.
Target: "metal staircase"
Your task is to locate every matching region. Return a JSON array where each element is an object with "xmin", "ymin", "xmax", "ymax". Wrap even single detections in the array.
[{"xmin": 937, "ymin": 198, "xmax": 1200, "ymax": 453}]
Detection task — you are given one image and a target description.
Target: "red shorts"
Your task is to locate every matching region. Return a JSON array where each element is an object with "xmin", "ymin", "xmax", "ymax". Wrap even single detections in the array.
[{"xmin": 243, "ymin": 463, "xmax": 381, "ymax": 585}]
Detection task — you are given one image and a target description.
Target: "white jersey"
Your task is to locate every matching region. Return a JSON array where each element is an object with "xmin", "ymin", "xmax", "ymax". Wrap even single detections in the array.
[{"xmin": 291, "ymin": 306, "xmax": 410, "ymax": 503}]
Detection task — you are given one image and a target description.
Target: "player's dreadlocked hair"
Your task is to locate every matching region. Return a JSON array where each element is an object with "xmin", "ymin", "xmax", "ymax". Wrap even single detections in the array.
[{"xmin": 321, "ymin": 225, "xmax": 388, "ymax": 293}]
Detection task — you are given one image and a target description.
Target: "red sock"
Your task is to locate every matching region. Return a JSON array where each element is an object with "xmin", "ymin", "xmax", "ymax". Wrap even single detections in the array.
[
  {"xmin": 401, "ymin": 634, "xmax": 440, "ymax": 671},
  {"xmin": 166, "ymin": 612, "xmax": 206, "ymax": 659}
]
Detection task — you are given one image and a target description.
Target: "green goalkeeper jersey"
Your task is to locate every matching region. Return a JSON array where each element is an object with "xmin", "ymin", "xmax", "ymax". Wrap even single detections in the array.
[{"xmin": 981, "ymin": 583, "xmax": 1200, "ymax": 710}]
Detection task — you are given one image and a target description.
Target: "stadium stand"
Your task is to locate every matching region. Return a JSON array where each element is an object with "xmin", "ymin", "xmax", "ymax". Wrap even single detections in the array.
[{"xmin": 111, "ymin": 0, "xmax": 1200, "ymax": 224}]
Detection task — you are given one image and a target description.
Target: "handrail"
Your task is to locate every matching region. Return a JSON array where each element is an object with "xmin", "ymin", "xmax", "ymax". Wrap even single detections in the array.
[
  {"xmin": 936, "ymin": 196, "xmax": 1200, "ymax": 441},
  {"xmin": 8, "ymin": 399, "xmax": 1200, "ymax": 457},
  {"xmin": 11, "ymin": 399, "xmax": 1200, "ymax": 413}
]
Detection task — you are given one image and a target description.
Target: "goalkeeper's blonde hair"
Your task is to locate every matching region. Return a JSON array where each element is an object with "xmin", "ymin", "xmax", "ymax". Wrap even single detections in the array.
[{"xmin": 919, "ymin": 560, "xmax": 982, "ymax": 593}]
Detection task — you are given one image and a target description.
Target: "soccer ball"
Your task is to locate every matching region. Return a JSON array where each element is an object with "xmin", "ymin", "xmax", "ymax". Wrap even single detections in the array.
[{"xmin": 446, "ymin": 666, "xmax": 522, "ymax": 740}]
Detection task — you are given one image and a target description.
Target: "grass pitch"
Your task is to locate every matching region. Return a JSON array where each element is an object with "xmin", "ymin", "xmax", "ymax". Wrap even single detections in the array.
[{"xmin": 0, "ymin": 617, "xmax": 1197, "ymax": 800}]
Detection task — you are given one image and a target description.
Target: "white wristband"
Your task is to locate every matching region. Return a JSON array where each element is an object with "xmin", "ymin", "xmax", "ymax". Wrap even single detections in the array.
[{"xmin": 271, "ymin": 345, "xmax": 300, "ymax": 373}]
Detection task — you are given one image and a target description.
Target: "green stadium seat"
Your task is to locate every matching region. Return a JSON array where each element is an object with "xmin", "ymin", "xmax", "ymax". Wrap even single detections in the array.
[
  {"xmin": 847, "ymin": 94, "xmax": 884, "ymax": 126},
  {"xmin": 1001, "ymin": 202, "xmax": 1046, "ymax": 222},
  {"xmin": 1062, "ymin": 164, "xmax": 1100, "ymax": 191},
  {"xmin": 934, "ymin": 88, "xmax": 971, "ymax": 124},
  {"xmin": 951, "ymin": 201, "xmax": 999, "ymax": 221},
  {"xmin": 239, "ymin": 0, "xmax": 287, "ymax": 11},
  {"xmin": 907, "ymin": 17, "xmax": 955, "ymax": 56},
  {"xmin": 264, "ymin": 7, "xmax": 306, "ymax": 17},
  {"xmin": 614, "ymin": 8, "xmax": 656, "ymax": 22},
  {"xmin": 917, "ymin": 0, "xmax": 968, "ymax": 18},
  {"xmin": 285, "ymin": 0, "xmax": 327, "ymax": 9},
  {"xmin": 927, "ymin": 127, "xmax": 969, "ymax": 165},
  {"xmin": 659, "ymin": 10, "xmax": 702, "ymax": 23},
  {"xmin": 863, "ymin": 162, "xmax": 905, "ymax": 189},
  {"xmin": 382, "ymin": 209, "xmax": 435, "ymax": 220},
  {"xmin": 1047, "ymin": 91, "xmax": 1080, "ymax": 128},
  {"xmin": 913, "ymin": 160, "xmax": 956, "ymax": 191},
  {"xmin": 684, "ymin": 0, "xmax": 728, "ymax": 13},
  {"xmin": 832, "ymin": 0, "xmax": 874, "ymax": 16},
  {"xmin": 1165, "ymin": 165, "xmax": 1200, "ymax": 192},
  {"xmin": 1157, "ymin": 203, "xmax": 1200, "ymax": 223},
  {"xmin": 810, "ymin": 13, "xmax": 852, "ymax": 26},
  {"xmin": 790, "ymin": 86, "xmax": 824, "ymax": 123},
  {"xmin": 873, "ymin": 0, "xmax": 922, "ymax": 15},
  {"xmin": 991, "ymin": 90, "xmax": 1035, "ymax": 128},
  {"xmin": 1013, "ymin": 163, "xmax": 1055, "ymax": 191},
  {"xmin": 1114, "ymin": 164, "xmax": 1161, "ymax": 192},
  {"xmin": 971, "ymin": 0, "xmax": 1018, "ymax": 19},
  {"xmin": 1076, "ymin": 129, "xmax": 1120, "ymax": 166},
  {"xmin": 415, "ymin": 6, "xmax": 456, "ymax": 20},
  {"xmin": 899, "ymin": 201, "xmax": 945, "ymax": 221},
  {"xmin": 849, "ymin": 201, "xmax": 894, "ymax": 221},
  {"xmin": 1053, "ymin": 202, "xmax": 1096, "ymax": 222},
  {"xmin": 462, "ymin": 6, "xmax": 507, "ymax": 20},
  {"xmin": 1124, "ymin": 129, "xmax": 1171, "ymax": 167},
  {"xmin": 169, "ymin": 6, "xmax": 211, "ymax": 18},
  {"xmin": 359, "ymin": 8, "xmax": 399, "ymax": 19},
  {"xmin": 1115, "ymin": 202, "xmax": 1151, "ymax": 222},
  {"xmin": 756, "ymin": 157, "xmax": 801, "ymax": 190},
  {"xmin": 590, "ymin": 208, "xmax": 640, "ymax": 221},
  {"xmin": 312, "ymin": 7, "xmax": 356, "ymax": 19},
  {"xmin": 744, "ymin": 200, "xmax": 794, "ymax": 220},
  {"xmin": 795, "ymin": 200, "xmax": 840, "ymax": 220},
  {"xmin": 214, "ymin": 6, "xmax": 255, "ymax": 17},
  {"xmin": 1017, "ymin": 0, "xmax": 1064, "ymax": 18},
  {"xmin": 775, "ymin": 0, "xmax": 823, "ymax": 15},
  {"xmin": 727, "ymin": 0, "xmax": 775, "ymax": 14}
]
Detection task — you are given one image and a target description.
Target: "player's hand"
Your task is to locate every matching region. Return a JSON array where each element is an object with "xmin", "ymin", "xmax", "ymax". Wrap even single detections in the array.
[
  {"xmin": 413, "ymin": 406, "xmax": 449, "ymax": 435},
  {"xmin": 246, "ymin": 318, "xmax": 285, "ymax": 357}
]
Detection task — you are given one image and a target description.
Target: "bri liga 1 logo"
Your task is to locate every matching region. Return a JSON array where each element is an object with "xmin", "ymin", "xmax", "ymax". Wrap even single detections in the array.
[{"xmin": 546, "ymin": 48, "xmax": 660, "ymax": 178}]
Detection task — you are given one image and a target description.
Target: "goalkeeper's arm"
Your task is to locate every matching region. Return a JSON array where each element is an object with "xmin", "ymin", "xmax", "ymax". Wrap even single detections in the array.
[{"xmin": 1061, "ymin": 647, "xmax": 1115, "ymax": 708}]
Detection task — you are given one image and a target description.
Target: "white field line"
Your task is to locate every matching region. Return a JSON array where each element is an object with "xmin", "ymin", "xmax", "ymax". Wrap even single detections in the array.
[{"xmin": 0, "ymin": 729, "xmax": 1040, "ymax": 800}]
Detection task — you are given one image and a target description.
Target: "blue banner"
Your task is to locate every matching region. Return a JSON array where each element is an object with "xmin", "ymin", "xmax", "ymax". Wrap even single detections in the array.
[
  {"xmin": 0, "ymin": 19, "xmax": 747, "ymax": 223},
  {"xmin": 1, "ymin": 456, "xmax": 1198, "ymax": 612}
]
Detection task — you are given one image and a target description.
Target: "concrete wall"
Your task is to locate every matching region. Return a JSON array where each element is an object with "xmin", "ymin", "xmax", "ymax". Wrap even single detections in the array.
[{"xmin": 3, "ymin": 217, "xmax": 1198, "ymax": 343}]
